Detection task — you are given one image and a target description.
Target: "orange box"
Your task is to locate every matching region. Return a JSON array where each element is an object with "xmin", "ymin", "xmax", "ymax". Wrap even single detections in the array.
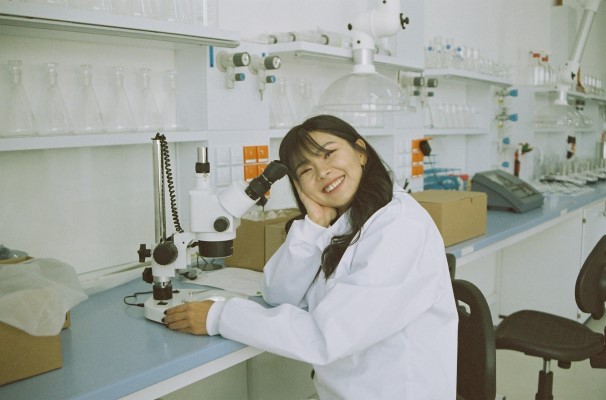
[
  {"xmin": 257, "ymin": 145, "xmax": 269, "ymax": 162},
  {"xmin": 244, "ymin": 164, "xmax": 259, "ymax": 181},
  {"xmin": 243, "ymin": 146, "xmax": 258, "ymax": 164}
]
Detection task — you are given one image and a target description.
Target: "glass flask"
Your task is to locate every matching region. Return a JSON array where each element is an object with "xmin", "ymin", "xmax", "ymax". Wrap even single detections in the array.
[
  {"xmin": 72, "ymin": 64, "xmax": 105, "ymax": 134},
  {"xmin": 1, "ymin": 60, "xmax": 37, "ymax": 137},
  {"xmin": 132, "ymin": 0, "xmax": 157, "ymax": 18},
  {"xmin": 38, "ymin": 62, "xmax": 73, "ymax": 136},
  {"xmin": 291, "ymin": 79, "xmax": 314, "ymax": 123},
  {"xmin": 70, "ymin": 0, "xmax": 111, "ymax": 11},
  {"xmin": 135, "ymin": 68, "xmax": 162, "ymax": 132},
  {"xmin": 161, "ymin": 70, "xmax": 184, "ymax": 131},
  {"xmin": 105, "ymin": 66, "xmax": 136, "ymax": 132},
  {"xmin": 270, "ymin": 77, "xmax": 295, "ymax": 128},
  {"xmin": 159, "ymin": 0, "xmax": 192, "ymax": 23}
]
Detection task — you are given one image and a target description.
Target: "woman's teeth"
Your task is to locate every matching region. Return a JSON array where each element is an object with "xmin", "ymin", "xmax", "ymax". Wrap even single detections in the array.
[{"xmin": 324, "ymin": 176, "xmax": 344, "ymax": 193}]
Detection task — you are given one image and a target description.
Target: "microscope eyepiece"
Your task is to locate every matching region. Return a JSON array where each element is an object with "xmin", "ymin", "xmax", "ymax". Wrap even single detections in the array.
[{"xmin": 244, "ymin": 160, "xmax": 288, "ymax": 201}]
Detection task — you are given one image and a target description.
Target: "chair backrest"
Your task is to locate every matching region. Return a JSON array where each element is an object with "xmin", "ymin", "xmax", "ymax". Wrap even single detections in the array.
[
  {"xmin": 576, "ymin": 235, "xmax": 606, "ymax": 320},
  {"xmin": 453, "ymin": 279, "xmax": 497, "ymax": 400},
  {"xmin": 446, "ymin": 252, "xmax": 456, "ymax": 280}
]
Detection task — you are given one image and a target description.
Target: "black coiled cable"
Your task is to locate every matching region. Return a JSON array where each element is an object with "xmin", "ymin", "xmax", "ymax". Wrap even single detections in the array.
[{"xmin": 158, "ymin": 134, "xmax": 184, "ymax": 233}]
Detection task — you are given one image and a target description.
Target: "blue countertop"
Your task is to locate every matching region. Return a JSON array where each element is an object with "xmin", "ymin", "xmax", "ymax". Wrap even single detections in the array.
[
  {"xmin": 0, "ymin": 279, "xmax": 249, "ymax": 400},
  {"xmin": 2, "ymin": 182, "xmax": 606, "ymax": 400},
  {"xmin": 446, "ymin": 183, "xmax": 606, "ymax": 259}
]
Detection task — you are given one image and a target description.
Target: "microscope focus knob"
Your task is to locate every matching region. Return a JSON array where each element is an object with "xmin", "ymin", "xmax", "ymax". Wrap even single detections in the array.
[
  {"xmin": 213, "ymin": 216, "xmax": 230, "ymax": 232},
  {"xmin": 153, "ymin": 242, "xmax": 178, "ymax": 266},
  {"xmin": 142, "ymin": 267, "xmax": 154, "ymax": 284}
]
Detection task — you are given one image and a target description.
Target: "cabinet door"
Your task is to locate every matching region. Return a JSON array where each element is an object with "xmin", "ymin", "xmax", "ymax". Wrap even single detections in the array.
[
  {"xmin": 579, "ymin": 200, "xmax": 606, "ymax": 321},
  {"xmin": 499, "ymin": 211, "xmax": 583, "ymax": 320}
]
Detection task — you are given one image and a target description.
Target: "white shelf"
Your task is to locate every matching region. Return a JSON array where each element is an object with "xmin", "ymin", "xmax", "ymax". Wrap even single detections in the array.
[
  {"xmin": 0, "ymin": 2, "xmax": 239, "ymax": 48},
  {"xmin": 529, "ymin": 86, "xmax": 606, "ymax": 103},
  {"xmin": 267, "ymin": 41, "xmax": 423, "ymax": 72},
  {"xmin": 417, "ymin": 127, "xmax": 488, "ymax": 136},
  {"xmin": 0, "ymin": 131, "xmax": 209, "ymax": 152},
  {"xmin": 423, "ymin": 68, "xmax": 512, "ymax": 87}
]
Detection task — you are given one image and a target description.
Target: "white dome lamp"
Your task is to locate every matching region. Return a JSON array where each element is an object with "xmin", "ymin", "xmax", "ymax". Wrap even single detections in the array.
[{"xmin": 316, "ymin": 0, "xmax": 415, "ymax": 126}]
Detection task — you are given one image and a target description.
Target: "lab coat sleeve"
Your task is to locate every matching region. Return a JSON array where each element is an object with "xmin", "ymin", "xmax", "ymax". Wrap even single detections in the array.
[
  {"xmin": 216, "ymin": 202, "xmax": 453, "ymax": 365},
  {"xmin": 261, "ymin": 216, "xmax": 326, "ymax": 307}
]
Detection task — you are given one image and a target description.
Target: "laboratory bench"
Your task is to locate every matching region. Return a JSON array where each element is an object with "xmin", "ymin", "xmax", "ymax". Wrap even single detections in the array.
[{"xmin": 2, "ymin": 183, "xmax": 606, "ymax": 400}]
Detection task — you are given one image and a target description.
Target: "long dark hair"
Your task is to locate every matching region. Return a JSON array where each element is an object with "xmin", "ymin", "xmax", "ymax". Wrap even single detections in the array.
[{"xmin": 279, "ymin": 115, "xmax": 393, "ymax": 279}]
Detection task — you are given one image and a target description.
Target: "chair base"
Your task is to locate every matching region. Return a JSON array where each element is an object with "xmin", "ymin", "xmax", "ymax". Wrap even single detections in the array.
[{"xmin": 535, "ymin": 369, "xmax": 553, "ymax": 400}]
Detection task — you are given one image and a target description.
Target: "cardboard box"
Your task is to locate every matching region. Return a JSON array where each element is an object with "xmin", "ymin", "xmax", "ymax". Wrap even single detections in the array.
[
  {"xmin": 0, "ymin": 315, "xmax": 70, "ymax": 386},
  {"xmin": 0, "ymin": 257, "xmax": 70, "ymax": 386},
  {"xmin": 411, "ymin": 190, "xmax": 487, "ymax": 247},
  {"xmin": 226, "ymin": 208, "xmax": 300, "ymax": 271}
]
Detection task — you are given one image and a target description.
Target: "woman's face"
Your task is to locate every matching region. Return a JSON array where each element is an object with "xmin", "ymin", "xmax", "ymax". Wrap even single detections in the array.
[{"xmin": 294, "ymin": 131, "xmax": 367, "ymax": 214}]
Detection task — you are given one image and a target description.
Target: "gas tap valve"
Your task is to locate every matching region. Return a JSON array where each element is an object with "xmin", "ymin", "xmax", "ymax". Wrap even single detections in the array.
[
  {"xmin": 248, "ymin": 54, "xmax": 282, "ymax": 100},
  {"xmin": 217, "ymin": 51, "xmax": 251, "ymax": 89}
]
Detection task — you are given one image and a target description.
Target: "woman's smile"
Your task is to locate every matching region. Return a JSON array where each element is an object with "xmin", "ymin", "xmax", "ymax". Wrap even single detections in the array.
[{"xmin": 323, "ymin": 176, "xmax": 345, "ymax": 193}]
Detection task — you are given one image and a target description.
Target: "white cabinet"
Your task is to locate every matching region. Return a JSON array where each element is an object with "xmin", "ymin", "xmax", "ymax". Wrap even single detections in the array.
[{"xmin": 579, "ymin": 199, "xmax": 606, "ymax": 321}]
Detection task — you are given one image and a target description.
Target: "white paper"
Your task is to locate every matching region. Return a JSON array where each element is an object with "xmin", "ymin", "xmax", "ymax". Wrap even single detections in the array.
[{"xmin": 190, "ymin": 267, "xmax": 263, "ymax": 297}]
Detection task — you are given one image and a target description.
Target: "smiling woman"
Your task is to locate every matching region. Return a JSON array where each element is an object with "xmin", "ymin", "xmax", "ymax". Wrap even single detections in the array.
[{"xmin": 164, "ymin": 115, "xmax": 458, "ymax": 400}]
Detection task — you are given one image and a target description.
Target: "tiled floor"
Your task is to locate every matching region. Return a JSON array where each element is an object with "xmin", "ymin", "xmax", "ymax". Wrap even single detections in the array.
[{"xmin": 496, "ymin": 315, "xmax": 606, "ymax": 399}]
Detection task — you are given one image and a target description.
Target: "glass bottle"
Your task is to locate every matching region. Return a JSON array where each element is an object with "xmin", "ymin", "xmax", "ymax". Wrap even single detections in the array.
[
  {"xmin": 2, "ymin": 60, "xmax": 37, "ymax": 137},
  {"xmin": 162, "ymin": 69, "xmax": 184, "ymax": 131},
  {"xmin": 270, "ymin": 77, "xmax": 294, "ymax": 128},
  {"xmin": 135, "ymin": 67, "xmax": 162, "ymax": 132},
  {"xmin": 38, "ymin": 62, "xmax": 72, "ymax": 136},
  {"xmin": 72, "ymin": 64, "xmax": 105, "ymax": 134},
  {"xmin": 105, "ymin": 66, "xmax": 136, "ymax": 132}
]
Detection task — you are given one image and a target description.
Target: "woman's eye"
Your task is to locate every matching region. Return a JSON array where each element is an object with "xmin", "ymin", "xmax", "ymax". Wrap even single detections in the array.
[
  {"xmin": 299, "ymin": 168, "xmax": 311, "ymax": 177},
  {"xmin": 324, "ymin": 150, "xmax": 335, "ymax": 159}
]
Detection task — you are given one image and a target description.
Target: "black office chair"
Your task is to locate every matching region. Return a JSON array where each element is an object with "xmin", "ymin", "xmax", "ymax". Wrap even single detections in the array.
[
  {"xmin": 495, "ymin": 235, "xmax": 606, "ymax": 400},
  {"xmin": 447, "ymin": 253, "xmax": 497, "ymax": 400}
]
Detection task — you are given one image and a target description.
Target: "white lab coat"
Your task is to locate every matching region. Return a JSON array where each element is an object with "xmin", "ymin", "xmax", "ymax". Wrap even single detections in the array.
[{"xmin": 206, "ymin": 188, "xmax": 458, "ymax": 400}]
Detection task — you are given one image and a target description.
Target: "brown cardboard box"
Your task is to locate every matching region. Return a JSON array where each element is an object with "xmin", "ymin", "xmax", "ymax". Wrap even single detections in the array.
[
  {"xmin": 0, "ymin": 257, "xmax": 70, "ymax": 386},
  {"xmin": 0, "ymin": 317, "xmax": 67, "ymax": 386},
  {"xmin": 411, "ymin": 190, "xmax": 487, "ymax": 247},
  {"xmin": 226, "ymin": 209, "xmax": 300, "ymax": 271}
]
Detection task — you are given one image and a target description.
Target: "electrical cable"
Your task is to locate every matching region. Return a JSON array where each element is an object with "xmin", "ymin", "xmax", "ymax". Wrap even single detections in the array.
[{"xmin": 158, "ymin": 134, "xmax": 184, "ymax": 233}]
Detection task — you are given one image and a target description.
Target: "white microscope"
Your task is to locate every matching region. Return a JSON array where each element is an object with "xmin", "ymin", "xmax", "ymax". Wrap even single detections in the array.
[{"xmin": 137, "ymin": 134, "xmax": 287, "ymax": 322}]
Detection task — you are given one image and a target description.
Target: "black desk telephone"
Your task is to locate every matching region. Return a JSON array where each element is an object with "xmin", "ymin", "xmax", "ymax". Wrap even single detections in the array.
[{"xmin": 471, "ymin": 170, "xmax": 544, "ymax": 213}]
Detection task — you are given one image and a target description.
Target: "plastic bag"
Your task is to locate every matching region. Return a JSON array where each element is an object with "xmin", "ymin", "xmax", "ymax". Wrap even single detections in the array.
[{"xmin": 0, "ymin": 258, "xmax": 88, "ymax": 336}]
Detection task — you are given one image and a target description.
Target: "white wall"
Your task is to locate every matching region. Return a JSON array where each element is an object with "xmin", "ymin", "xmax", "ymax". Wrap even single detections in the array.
[{"xmin": 1, "ymin": 0, "xmax": 605, "ymax": 275}]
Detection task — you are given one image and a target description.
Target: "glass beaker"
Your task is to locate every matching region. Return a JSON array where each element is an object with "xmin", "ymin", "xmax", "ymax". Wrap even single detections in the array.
[
  {"xmin": 72, "ymin": 64, "xmax": 105, "ymax": 134},
  {"xmin": 105, "ymin": 66, "xmax": 136, "ymax": 132},
  {"xmin": 135, "ymin": 67, "xmax": 162, "ymax": 132},
  {"xmin": 270, "ymin": 77, "xmax": 294, "ymax": 128},
  {"xmin": 38, "ymin": 62, "xmax": 73, "ymax": 136},
  {"xmin": 1, "ymin": 60, "xmax": 37, "ymax": 137}
]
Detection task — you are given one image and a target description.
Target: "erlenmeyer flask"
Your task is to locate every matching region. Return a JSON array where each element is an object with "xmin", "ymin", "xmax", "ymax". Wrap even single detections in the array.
[
  {"xmin": 105, "ymin": 66, "xmax": 136, "ymax": 132},
  {"xmin": 135, "ymin": 67, "xmax": 162, "ymax": 132},
  {"xmin": 162, "ymin": 70, "xmax": 184, "ymax": 131},
  {"xmin": 71, "ymin": 0, "xmax": 111, "ymax": 12},
  {"xmin": 132, "ymin": 0, "xmax": 157, "ymax": 18},
  {"xmin": 1, "ymin": 60, "xmax": 37, "ymax": 137},
  {"xmin": 72, "ymin": 64, "xmax": 105, "ymax": 134},
  {"xmin": 160, "ymin": 0, "xmax": 192, "ymax": 23},
  {"xmin": 38, "ymin": 62, "xmax": 72, "ymax": 136},
  {"xmin": 291, "ymin": 79, "xmax": 315, "ymax": 123},
  {"xmin": 270, "ymin": 77, "xmax": 294, "ymax": 128}
]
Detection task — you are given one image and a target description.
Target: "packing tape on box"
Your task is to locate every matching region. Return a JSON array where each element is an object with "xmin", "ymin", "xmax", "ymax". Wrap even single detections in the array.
[{"xmin": 0, "ymin": 258, "xmax": 88, "ymax": 336}]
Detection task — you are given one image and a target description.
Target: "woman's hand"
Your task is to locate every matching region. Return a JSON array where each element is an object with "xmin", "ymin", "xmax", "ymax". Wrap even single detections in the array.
[
  {"xmin": 294, "ymin": 181, "xmax": 337, "ymax": 227},
  {"xmin": 164, "ymin": 300, "xmax": 214, "ymax": 335}
]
